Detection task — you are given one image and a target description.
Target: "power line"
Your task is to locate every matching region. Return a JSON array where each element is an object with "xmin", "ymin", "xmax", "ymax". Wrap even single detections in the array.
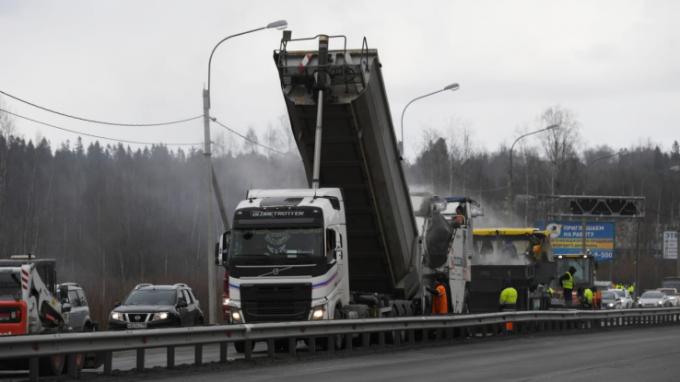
[
  {"xmin": 210, "ymin": 116, "xmax": 286, "ymax": 155},
  {"xmin": 0, "ymin": 89, "xmax": 202, "ymax": 127},
  {"xmin": 0, "ymin": 108, "xmax": 202, "ymax": 147}
]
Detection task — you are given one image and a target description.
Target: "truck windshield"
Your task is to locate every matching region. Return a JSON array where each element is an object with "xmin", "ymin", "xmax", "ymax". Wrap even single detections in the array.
[
  {"xmin": 473, "ymin": 236, "xmax": 534, "ymax": 266},
  {"xmin": 230, "ymin": 228, "xmax": 324, "ymax": 261},
  {"xmin": 0, "ymin": 272, "xmax": 21, "ymax": 300},
  {"xmin": 556, "ymin": 259, "xmax": 591, "ymax": 285}
]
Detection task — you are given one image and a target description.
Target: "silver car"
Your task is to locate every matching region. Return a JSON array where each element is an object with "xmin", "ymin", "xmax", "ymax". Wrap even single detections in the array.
[
  {"xmin": 637, "ymin": 290, "xmax": 672, "ymax": 308},
  {"xmin": 657, "ymin": 288, "xmax": 680, "ymax": 307},
  {"xmin": 57, "ymin": 283, "xmax": 96, "ymax": 331},
  {"xmin": 601, "ymin": 289, "xmax": 633, "ymax": 309}
]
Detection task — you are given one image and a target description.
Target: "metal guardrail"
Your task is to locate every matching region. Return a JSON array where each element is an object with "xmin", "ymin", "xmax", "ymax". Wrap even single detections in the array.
[{"xmin": 2, "ymin": 307, "xmax": 680, "ymax": 381}]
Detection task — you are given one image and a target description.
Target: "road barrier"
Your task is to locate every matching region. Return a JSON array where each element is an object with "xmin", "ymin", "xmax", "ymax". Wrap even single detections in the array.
[{"xmin": 2, "ymin": 307, "xmax": 680, "ymax": 381}]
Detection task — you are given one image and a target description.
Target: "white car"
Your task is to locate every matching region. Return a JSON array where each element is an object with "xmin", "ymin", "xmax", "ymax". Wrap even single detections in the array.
[
  {"xmin": 637, "ymin": 290, "xmax": 673, "ymax": 308},
  {"xmin": 657, "ymin": 288, "xmax": 680, "ymax": 306},
  {"xmin": 602, "ymin": 289, "xmax": 634, "ymax": 309}
]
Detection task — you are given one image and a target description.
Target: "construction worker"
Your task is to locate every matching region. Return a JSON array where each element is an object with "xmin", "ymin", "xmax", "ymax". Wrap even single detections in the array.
[
  {"xmin": 499, "ymin": 281, "xmax": 518, "ymax": 311},
  {"xmin": 429, "ymin": 275, "xmax": 449, "ymax": 315},
  {"xmin": 593, "ymin": 286, "xmax": 601, "ymax": 309},
  {"xmin": 560, "ymin": 266, "xmax": 576, "ymax": 307},
  {"xmin": 583, "ymin": 287, "xmax": 593, "ymax": 308},
  {"xmin": 452, "ymin": 205, "xmax": 466, "ymax": 228},
  {"xmin": 627, "ymin": 284, "xmax": 634, "ymax": 297}
]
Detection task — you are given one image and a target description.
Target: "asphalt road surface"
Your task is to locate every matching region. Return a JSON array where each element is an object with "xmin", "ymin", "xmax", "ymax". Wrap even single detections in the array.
[
  {"xmin": 120, "ymin": 325, "xmax": 680, "ymax": 382},
  {"xmin": 3, "ymin": 326, "xmax": 680, "ymax": 381}
]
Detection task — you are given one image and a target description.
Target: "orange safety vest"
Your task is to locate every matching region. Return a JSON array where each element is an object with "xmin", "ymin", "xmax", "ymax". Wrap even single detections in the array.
[{"xmin": 432, "ymin": 284, "xmax": 448, "ymax": 314}]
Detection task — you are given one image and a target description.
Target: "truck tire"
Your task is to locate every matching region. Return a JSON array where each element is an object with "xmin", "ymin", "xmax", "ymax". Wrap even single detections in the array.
[
  {"xmin": 66, "ymin": 353, "xmax": 85, "ymax": 376},
  {"xmin": 39, "ymin": 354, "xmax": 65, "ymax": 376},
  {"xmin": 234, "ymin": 341, "xmax": 245, "ymax": 354},
  {"xmin": 316, "ymin": 304, "xmax": 345, "ymax": 350}
]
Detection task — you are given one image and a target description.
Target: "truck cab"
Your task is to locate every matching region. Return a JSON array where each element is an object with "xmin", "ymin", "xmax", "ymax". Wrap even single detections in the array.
[
  {"xmin": 552, "ymin": 253, "xmax": 596, "ymax": 306},
  {"xmin": 219, "ymin": 188, "xmax": 348, "ymax": 324}
]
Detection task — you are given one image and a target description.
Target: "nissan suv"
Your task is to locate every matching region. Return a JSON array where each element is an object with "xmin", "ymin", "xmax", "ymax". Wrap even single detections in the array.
[{"xmin": 108, "ymin": 283, "xmax": 204, "ymax": 330}]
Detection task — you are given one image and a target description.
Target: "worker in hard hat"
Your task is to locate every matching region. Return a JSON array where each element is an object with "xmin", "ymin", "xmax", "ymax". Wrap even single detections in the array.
[
  {"xmin": 499, "ymin": 280, "xmax": 518, "ymax": 311},
  {"xmin": 582, "ymin": 287, "xmax": 593, "ymax": 309},
  {"xmin": 560, "ymin": 266, "xmax": 577, "ymax": 307}
]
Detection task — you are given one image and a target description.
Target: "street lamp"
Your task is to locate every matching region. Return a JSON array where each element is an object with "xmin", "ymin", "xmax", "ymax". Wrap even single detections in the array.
[
  {"xmin": 507, "ymin": 124, "xmax": 559, "ymax": 219},
  {"xmin": 399, "ymin": 83, "xmax": 459, "ymax": 157},
  {"xmin": 202, "ymin": 20, "xmax": 287, "ymax": 324}
]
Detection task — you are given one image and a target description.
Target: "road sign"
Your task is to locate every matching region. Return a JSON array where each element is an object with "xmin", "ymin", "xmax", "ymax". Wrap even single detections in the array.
[
  {"xmin": 543, "ymin": 221, "xmax": 615, "ymax": 262},
  {"xmin": 663, "ymin": 231, "xmax": 678, "ymax": 260}
]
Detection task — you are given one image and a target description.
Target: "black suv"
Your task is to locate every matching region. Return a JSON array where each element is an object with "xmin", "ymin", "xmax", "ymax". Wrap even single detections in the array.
[{"xmin": 108, "ymin": 283, "xmax": 204, "ymax": 330}]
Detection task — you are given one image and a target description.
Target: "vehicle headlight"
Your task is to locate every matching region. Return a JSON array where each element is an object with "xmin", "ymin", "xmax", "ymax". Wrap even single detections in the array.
[
  {"xmin": 658, "ymin": 301, "xmax": 664, "ymax": 305},
  {"xmin": 311, "ymin": 307, "xmax": 325, "ymax": 320},
  {"xmin": 231, "ymin": 310, "xmax": 242, "ymax": 323},
  {"xmin": 152, "ymin": 312, "xmax": 169, "ymax": 321},
  {"xmin": 223, "ymin": 297, "xmax": 230, "ymax": 306},
  {"xmin": 607, "ymin": 303, "xmax": 614, "ymax": 307},
  {"xmin": 111, "ymin": 312, "xmax": 123, "ymax": 321}
]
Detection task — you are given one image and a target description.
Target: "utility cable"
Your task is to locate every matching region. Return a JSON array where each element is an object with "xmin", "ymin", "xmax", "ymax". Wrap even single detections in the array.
[
  {"xmin": 0, "ymin": 89, "xmax": 202, "ymax": 127},
  {"xmin": 0, "ymin": 108, "xmax": 202, "ymax": 146},
  {"xmin": 210, "ymin": 116, "xmax": 286, "ymax": 155}
]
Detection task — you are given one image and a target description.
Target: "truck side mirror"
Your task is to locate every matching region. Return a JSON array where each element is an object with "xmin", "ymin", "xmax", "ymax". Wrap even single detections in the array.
[
  {"xmin": 216, "ymin": 231, "xmax": 231, "ymax": 265},
  {"xmin": 334, "ymin": 248, "xmax": 343, "ymax": 261},
  {"xmin": 470, "ymin": 205, "xmax": 484, "ymax": 218}
]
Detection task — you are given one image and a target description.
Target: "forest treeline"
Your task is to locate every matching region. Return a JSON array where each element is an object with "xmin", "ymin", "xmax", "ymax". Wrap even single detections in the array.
[
  {"xmin": 0, "ymin": 131, "xmax": 306, "ymax": 323},
  {"xmin": 1, "ymin": 105, "xmax": 679, "ymax": 323}
]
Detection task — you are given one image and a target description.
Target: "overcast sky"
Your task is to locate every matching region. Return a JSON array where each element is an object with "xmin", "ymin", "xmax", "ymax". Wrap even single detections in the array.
[{"xmin": 1, "ymin": 0, "xmax": 678, "ymax": 160}]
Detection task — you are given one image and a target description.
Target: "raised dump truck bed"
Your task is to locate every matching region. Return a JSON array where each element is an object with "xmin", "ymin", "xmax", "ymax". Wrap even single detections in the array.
[{"xmin": 274, "ymin": 38, "xmax": 420, "ymax": 298}]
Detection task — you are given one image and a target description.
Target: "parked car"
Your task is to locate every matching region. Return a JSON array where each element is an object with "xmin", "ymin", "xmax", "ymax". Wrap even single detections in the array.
[
  {"xmin": 108, "ymin": 283, "xmax": 204, "ymax": 330},
  {"xmin": 637, "ymin": 290, "xmax": 673, "ymax": 308},
  {"xmin": 657, "ymin": 288, "xmax": 680, "ymax": 306},
  {"xmin": 56, "ymin": 282, "xmax": 96, "ymax": 331},
  {"xmin": 601, "ymin": 289, "xmax": 634, "ymax": 309}
]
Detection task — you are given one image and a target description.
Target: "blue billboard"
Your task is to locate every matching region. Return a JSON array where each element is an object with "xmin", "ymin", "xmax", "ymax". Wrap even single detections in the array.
[{"xmin": 541, "ymin": 221, "xmax": 615, "ymax": 262}]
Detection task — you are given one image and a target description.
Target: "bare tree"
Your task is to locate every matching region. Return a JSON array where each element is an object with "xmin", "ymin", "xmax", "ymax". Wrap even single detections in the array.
[
  {"xmin": 0, "ymin": 99, "xmax": 15, "ymax": 138},
  {"xmin": 538, "ymin": 106, "xmax": 581, "ymax": 194}
]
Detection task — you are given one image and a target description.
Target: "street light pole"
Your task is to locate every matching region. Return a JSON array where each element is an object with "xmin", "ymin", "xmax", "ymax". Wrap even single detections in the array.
[
  {"xmin": 399, "ymin": 83, "xmax": 459, "ymax": 157},
  {"xmin": 203, "ymin": 19, "xmax": 287, "ymax": 325},
  {"xmin": 507, "ymin": 124, "xmax": 559, "ymax": 221}
]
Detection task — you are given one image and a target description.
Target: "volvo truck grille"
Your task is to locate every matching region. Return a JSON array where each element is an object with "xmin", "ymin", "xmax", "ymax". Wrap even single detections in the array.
[{"xmin": 240, "ymin": 283, "xmax": 312, "ymax": 323}]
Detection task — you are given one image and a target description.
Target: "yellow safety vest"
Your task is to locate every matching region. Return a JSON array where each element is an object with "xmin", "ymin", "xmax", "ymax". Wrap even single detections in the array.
[
  {"xmin": 499, "ymin": 287, "xmax": 518, "ymax": 305},
  {"xmin": 584, "ymin": 288, "xmax": 593, "ymax": 304},
  {"xmin": 561, "ymin": 272, "xmax": 574, "ymax": 290}
]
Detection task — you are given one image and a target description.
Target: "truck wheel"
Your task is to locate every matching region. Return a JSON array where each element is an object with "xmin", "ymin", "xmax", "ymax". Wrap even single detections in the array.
[
  {"xmin": 316, "ymin": 305, "xmax": 345, "ymax": 350},
  {"xmin": 39, "ymin": 354, "xmax": 65, "ymax": 376},
  {"xmin": 234, "ymin": 341, "xmax": 245, "ymax": 354},
  {"xmin": 66, "ymin": 353, "xmax": 85, "ymax": 375}
]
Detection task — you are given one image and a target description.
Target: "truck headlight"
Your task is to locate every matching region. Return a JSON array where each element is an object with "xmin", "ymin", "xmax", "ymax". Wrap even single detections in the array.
[
  {"xmin": 111, "ymin": 312, "xmax": 123, "ymax": 321},
  {"xmin": 223, "ymin": 297, "xmax": 230, "ymax": 306},
  {"xmin": 311, "ymin": 307, "xmax": 325, "ymax": 320},
  {"xmin": 152, "ymin": 312, "xmax": 169, "ymax": 321},
  {"xmin": 231, "ymin": 311, "xmax": 242, "ymax": 323}
]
